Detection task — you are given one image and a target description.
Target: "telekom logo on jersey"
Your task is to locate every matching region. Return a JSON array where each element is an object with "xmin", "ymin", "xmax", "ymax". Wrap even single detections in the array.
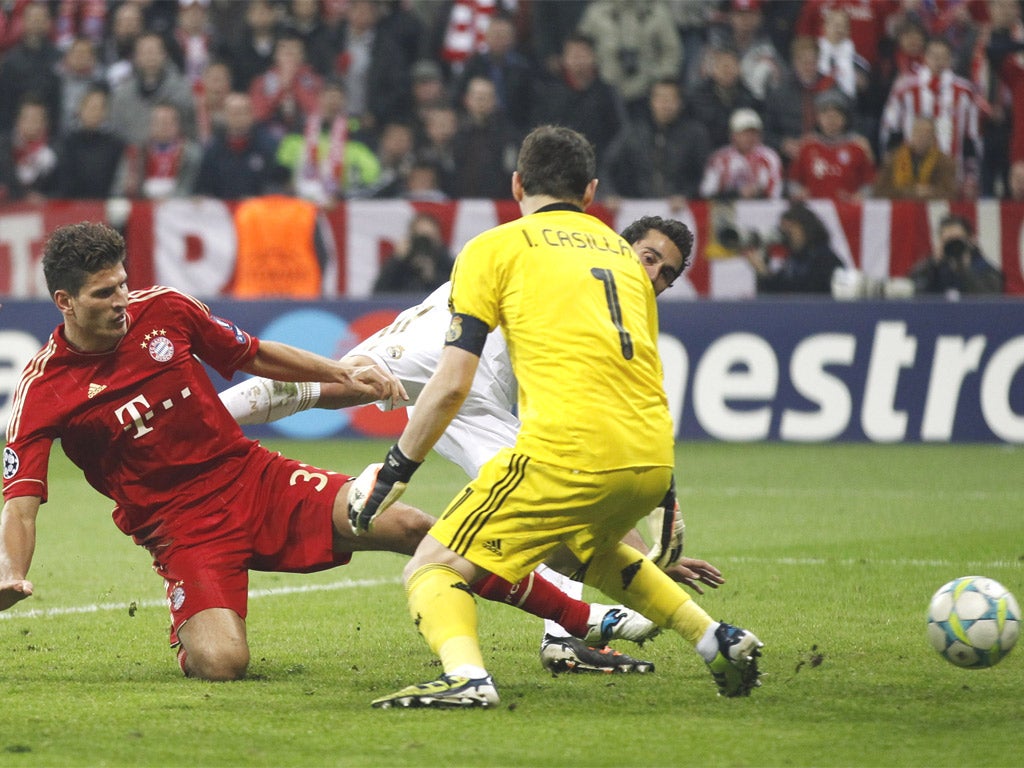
[{"xmin": 114, "ymin": 389, "xmax": 192, "ymax": 439}]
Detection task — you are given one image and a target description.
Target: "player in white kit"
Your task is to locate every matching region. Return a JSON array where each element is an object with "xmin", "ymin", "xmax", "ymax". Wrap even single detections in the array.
[{"xmin": 220, "ymin": 216, "xmax": 723, "ymax": 672}]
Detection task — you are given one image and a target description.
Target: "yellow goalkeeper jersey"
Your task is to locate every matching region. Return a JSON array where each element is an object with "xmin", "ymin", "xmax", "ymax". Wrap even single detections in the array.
[{"xmin": 449, "ymin": 204, "xmax": 674, "ymax": 471}]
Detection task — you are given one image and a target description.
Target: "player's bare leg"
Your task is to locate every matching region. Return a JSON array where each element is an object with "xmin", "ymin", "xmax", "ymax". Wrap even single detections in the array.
[{"xmin": 177, "ymin": 607, "xmax": 249, "ymax": 681}]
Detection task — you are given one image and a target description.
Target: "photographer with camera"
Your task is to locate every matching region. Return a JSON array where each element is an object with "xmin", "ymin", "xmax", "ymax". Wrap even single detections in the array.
[
  {"xmin": 743, "ymin": 201, "xmax": 842, "ymax": 294},
  {"xmin": 373, "ymin": 212, "xmax": 455, "ymax": 295},
  {"xmin": 908, "ymin": 214, "xmax": 1003, "ymax": 296}
]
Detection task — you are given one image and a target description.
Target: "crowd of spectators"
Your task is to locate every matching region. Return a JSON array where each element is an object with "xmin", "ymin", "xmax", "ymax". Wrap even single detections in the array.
[{"xmin": 1, "ymin": 0, "xmax": 1023, "ymax": 210}]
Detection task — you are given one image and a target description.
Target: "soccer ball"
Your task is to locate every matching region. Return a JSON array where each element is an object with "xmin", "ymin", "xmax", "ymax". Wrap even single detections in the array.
[{"xmin": 926, "ymin": 576, "xmax": 1020, "ymax": 668}]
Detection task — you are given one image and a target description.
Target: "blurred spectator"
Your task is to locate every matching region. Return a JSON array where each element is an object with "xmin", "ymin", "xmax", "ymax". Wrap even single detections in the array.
[
  {"xmin": 57, "ymin": 36, "xmax": 104, "ymax": 137},
  {"xmin": 249, "ymin": 33, "xmax": 322, "ymax": 142},
  {"xmin": 194, "ymin": 60, "xmax": 233, "ymax": 144},
  {"xmin": 450, "ymin": 75, "xmax": 520, "ymax": 199},
  {"xmin": 577, "ymin": 0, "xmax": 683, "ymax": 118},
  {"xmin": 1007, "ymin": 159, "xmax": 1024, "ymax": 201},
  {"xmin": 166, "ymin": 0, "xmax": 217, "ymax": 90},
  {"xmin": 708, "ymin": 0, "xmax": 784, "ymax": 101},
  {"xmin": 109, "ymin": 32, "xmax": 196, "ymax": 146},
  {"xmin": 409, "ymin": 59, "xmax": 450, "ymax": 121},
  {"xmin": 195, "ymin": 92, "xmax": 283, "ymax": 199},
  {"xmin": 56, "ymin": 85, "xmax": 125, "ymax": 199},
  {"xmin": 220, "ymin": 0, "xmax": 278, "ymax": 91},
  {"xmin": 687, "ymin": 44, "xmax": 762, "ymax": 150},
  {"xmin": 908, "ymin": 214, "xmax": 1003, "ymax": 295},
  {"xmin": 113, "ymin": 102, "xmax": 202, "ymax": 199},
  {"xmin": 530, "ymin": 32, "xmax": 626, "ymax": 165},
  {"xmin": 373, "ymin": 212, "xmax": 455, "ymax": 294},
  {"xmin": 436, "ymin": 0, "xmax": 506, "ymax": 74},
  {"xmin": 331, "ymin": 0, "xmax": 411, "ymax": 130},
  {"xmin": 530, "ymin": 0, "xmax": 588, "ymax": 77},
  {"xmin": 100, "ymin": 1, "xmax": 145, "ymax": 89},
  {"xmin": 276, "ymin": 77, "xmax": 380, "ymax": 203},
  {"xmin": 887, "ymin": 17, "xmax": 928, "ymax": 79},
  {"xmin": 984, "ymin": 0, "xmax": 1024, "ymax": 197},
  {"xmin": 403, "ymin": 158, "xmax": 449, "ymax": 201},
  {"xmin": 671, "ymin": 0, "xmax": 713, "ymax": 88},
  {"xmin": 743, "ymin": 201, "xmax": 843, "ymax": 294},
  {"xmin": 53, "ymin": 0, "xmax": 107, "ymax": 51},
  {"xmin": 140, "ymin": 0, "xmax": 181, "ymax": 38},
  {"xmin": 283, "ymin": 0, "xmax": 335, "ymax": 76},
  {"xmin": 763, "ymin": 35, "xmax": 838, "ymax": 164},
  {"xmin": 0, "ymin": 2, "xmax": 61, "ymax": 134},
  {"xmin": 416, "ymin": 101, "xmax": 459, "ymax": 197},
  {"xmin": 873, "ymin": 115, "xmax": 958, "ymax": 199},
  {"xmin": 0, "ymin": 0, "xmax": 33, "ymax": 55},
  {"xmin": 369, "ymin": 121, "xmax": 417, "ymax": 197},
  {"xmin": 454, "ymin": 12, "xmax": 535, "ymax": 130},
  {"xmin": 789, "ymin": 89, "xmax": 875, "ymax": 202},
  {"xmin": 700, "ymin": 108, "xmax": 784, "ymax": 200},
  {"xmin": 602, "ymin": 78, "xmax": 711, "ymax": 206},
  {"xmin": 880, "ymin": 36, "xmax": 982, "ymax": 195},
  {"xmin": 0, "ymin": 96, "xmax": 58, "ymax": 202},
  {"xmin": 815, "ymin": 7, "xmax": 870, "ymax": 101},
  {"xmin": 795, "ymin": 0, "xmax": 888, "ymax": 69},
  {"xmin": 376, "ymin": 0, "xmax": 430, "ymax": 69}
]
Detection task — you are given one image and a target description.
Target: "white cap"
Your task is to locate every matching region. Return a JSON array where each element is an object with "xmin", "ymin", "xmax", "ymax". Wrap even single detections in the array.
[{"xmin": 729, "ymin": 108, "xmax": 763, "ymax": 134}]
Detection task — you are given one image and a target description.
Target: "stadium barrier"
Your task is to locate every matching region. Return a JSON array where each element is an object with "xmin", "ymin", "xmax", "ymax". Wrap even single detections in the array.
[
  {"xmin": 2, "ymin": 296, "xmax": 1022, "ymax": 444},
  {"xmin": 2, "ymin": 197, "xmax": 1023, "ymax": 298}
]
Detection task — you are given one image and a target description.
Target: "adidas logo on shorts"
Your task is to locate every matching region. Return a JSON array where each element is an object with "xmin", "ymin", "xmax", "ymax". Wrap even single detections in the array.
[{"xmin": 482, "ymin": 539, "xmax": 503, "ymax": 556}]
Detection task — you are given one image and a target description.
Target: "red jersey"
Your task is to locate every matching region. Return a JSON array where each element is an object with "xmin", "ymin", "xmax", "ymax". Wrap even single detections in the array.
[
  {"xmin": 3, "ymin": 287, "xmax": 259, "ymax": 540},
  {"xmin": 790, "ymin": 134, "xmax": 876, "ymax": 198},
  {"xmin": 699, "ymin": 143, "xmax": 785, "ymax": 200},
  {"xmin": 880, "ymin": 66, "xmax": 982, "ymax": 180},
  {"xmin": 795, "ymin": 0, "xmax": 892, "ymax": 66}
]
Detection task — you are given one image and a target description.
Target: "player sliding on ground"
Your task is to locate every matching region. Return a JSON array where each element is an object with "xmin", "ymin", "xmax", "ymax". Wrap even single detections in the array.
[
  {"xmin": 220, "ymin": 214, "xmax": 725, "ymax": 674},
  {"xmin": 0, "ymin": 222, "xmax": 657, "ymax": 681},
  {"xmin": 347, "ymin": 126, "xmax": 763, "ymax": 707}
]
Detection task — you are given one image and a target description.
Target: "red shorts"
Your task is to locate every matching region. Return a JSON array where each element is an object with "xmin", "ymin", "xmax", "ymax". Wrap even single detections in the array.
[{"xmin": 148, "ymin": 448, "xmax": 351, "ymax": 646}]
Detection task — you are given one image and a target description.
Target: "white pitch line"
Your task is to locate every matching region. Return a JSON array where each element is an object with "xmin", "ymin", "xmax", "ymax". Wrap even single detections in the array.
[
  {"xmin": 0, "ymin": 576, "xmax": 400, "ymax": 622},
  {"xmin": 721, "ymin": 556, "xmax": 1023, "ymax": 569},
  {"xmin": 679, "ymin": 486, "xmax": 1023, "ymax": 501}
]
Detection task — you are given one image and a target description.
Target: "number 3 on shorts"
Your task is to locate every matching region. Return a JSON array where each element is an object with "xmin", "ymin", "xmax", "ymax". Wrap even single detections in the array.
[{"xmin": 289, "ymin": 467, "xmax": 329, "ymax": 492}]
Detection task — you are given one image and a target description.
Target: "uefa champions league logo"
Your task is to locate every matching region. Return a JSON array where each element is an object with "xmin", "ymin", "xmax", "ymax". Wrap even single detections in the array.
[{"xmin": 2, "ymin": 446, "xmax": 18, "ymax": 480}]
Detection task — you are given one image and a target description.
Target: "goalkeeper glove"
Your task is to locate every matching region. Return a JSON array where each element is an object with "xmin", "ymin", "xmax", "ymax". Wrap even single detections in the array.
[
  {"xmin": 347, "ymin": 444, "xmax": 422, "ymax": 534},
  {"xmin": 645, "ymin": 479, "xmax": 685, "ymax": 570}
]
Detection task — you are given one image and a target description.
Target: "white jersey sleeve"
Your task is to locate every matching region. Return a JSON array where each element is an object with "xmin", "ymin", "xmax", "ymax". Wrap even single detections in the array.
[{"xmin": 346, "ymin": 282, "xmax": 520, "ymax": 477}]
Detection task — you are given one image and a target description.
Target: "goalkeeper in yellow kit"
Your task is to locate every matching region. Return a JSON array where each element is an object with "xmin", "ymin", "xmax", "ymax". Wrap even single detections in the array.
[{"xmin": 349, "ymin": 125, "xmax": 763, "ymax": 707}]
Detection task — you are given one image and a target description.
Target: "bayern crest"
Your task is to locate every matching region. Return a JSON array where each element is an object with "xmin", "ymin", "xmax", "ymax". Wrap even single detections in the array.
[{"xmin": 147, "ymin": 332, "xmax": 175, "ymax": 362}]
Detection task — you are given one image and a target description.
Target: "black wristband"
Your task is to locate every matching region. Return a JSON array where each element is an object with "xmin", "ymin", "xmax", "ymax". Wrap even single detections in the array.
[{"xmin": 382, "ymin": 444, "xmax": 421, "ymax": 484}]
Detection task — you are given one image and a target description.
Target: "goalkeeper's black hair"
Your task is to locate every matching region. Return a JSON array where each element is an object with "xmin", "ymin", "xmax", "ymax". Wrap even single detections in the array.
[{"xmin": 620, "ymin": 216, "xmax": 695, "ymax": 272}]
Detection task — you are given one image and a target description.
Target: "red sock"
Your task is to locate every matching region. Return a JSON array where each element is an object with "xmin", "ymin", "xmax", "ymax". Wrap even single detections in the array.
[{"xmin": 472, "ymin": 571, "xmax": 590, "ymax": 638}]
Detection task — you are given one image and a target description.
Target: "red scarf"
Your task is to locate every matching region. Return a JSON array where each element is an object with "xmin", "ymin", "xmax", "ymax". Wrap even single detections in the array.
[{"xmin": 302, "ymin": 113, "xmax": 347, "ymax": 196}]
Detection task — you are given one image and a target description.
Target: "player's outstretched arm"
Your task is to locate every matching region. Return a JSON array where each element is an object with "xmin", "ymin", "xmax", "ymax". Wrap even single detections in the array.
[
  {"xmin": 0, "ymin": 496, "xmax": 40, "ymax": 611},
  {"xmin": 240, "ymin": 340, "xmax": 408, "ymax": 408}
]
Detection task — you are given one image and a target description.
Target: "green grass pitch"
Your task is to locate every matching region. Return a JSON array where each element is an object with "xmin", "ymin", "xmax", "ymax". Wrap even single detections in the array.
[{"xmin": 1, "ymin": 439, "xmax": 1022, "ymax": 767}]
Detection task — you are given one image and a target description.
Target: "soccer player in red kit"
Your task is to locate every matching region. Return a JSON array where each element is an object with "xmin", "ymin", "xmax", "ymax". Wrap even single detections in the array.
[{"xmin": 0, "ymin": 222, "xmax": 659, "ymax": 682}]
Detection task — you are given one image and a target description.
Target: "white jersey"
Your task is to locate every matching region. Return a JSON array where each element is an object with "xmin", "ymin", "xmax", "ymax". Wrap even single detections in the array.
[{"xmin": 347, "ymin": 283, "xmax": 519, "ymax": 477}]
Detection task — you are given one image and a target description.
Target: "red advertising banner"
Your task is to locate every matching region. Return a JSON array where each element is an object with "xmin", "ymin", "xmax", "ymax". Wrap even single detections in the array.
[{"xmin": 2, "ymin": 198, "xmax": 1021, "ymax": 298}]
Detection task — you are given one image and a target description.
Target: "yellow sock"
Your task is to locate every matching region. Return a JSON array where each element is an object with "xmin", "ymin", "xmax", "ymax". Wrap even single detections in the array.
[
  {"xmin": 406, "ymin": 563, "xmax": 485, "ymax": 674},
  {"xmin": 583, "ymin": 543, "xmax": 715, "ymax": 645}
]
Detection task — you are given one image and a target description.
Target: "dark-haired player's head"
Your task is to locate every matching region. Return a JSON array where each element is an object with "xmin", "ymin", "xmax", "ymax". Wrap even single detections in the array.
[
  {"xmin": 621, "ymin": 216, "xmax": 694, "ymax": 295},
  {"xmin": 515, "ymin": 125, "xmax": 596, "ymax": 204},
  {"xmin": 43, "ymin": 222, "xmax": 126, "ymax": 298}
]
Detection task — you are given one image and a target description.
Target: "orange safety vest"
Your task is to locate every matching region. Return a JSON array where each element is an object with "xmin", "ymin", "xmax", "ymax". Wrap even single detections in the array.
[{"xmin": 232, "ymin": 195, "xmax": 322, "ymax": 298}]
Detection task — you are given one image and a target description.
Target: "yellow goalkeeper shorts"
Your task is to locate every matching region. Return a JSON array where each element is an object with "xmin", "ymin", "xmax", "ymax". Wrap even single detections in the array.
[{"xmin": 429, "ymin": 448, "xmax": 672, "ymax": 583}]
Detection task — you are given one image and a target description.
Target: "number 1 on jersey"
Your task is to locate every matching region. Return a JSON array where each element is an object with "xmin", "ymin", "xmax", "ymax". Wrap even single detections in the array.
[{"xmin": 590, "ymin": 268, "xmax": 634, "ymax": 360}]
